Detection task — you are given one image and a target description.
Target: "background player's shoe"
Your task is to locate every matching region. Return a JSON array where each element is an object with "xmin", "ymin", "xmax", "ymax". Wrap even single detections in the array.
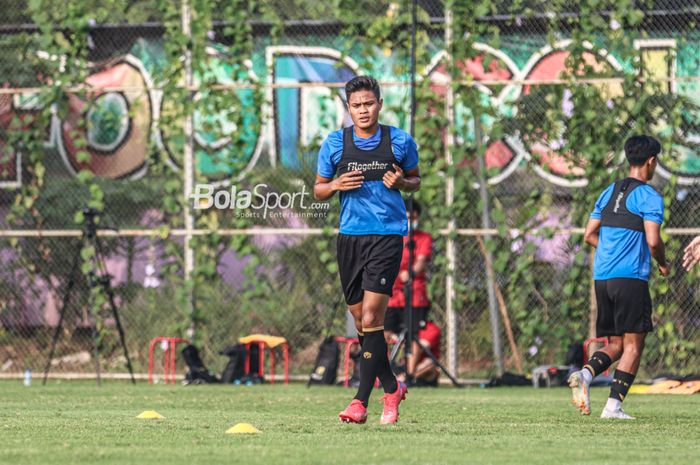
[
  {"xmin": 600, "ymin": 407, "xmax": 635, "ymax": 420},
  {"xmin": 339, "ymin": 399, "xmax": 367, "ymax": 424},
  {"xmin": 568, "ymin": 370, "xmax": 591, "ymax": 415},
  {"xmin": 379, "ymin": 381, "xmax": 408, "ymax": 425}
]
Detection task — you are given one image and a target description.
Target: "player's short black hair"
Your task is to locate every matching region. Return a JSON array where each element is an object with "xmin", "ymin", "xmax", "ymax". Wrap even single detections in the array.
[
  {"xmin": 405, "ymin": 199, "xmax": 422, "ymax": 216},
  {"xmin": 345, "ymin": 76, "xmax": 381, "ymax": 101},
  {"xmin": 624, "ymin": 135, "xmax": 661, "ymax": 166}
]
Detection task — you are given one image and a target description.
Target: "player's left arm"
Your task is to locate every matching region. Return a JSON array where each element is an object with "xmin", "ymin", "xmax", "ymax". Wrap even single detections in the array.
[
  {"xmin": 640, "ymin": 188, "xmax": 668, "ymax": 276},
  {"xmin": 383, "ymin": 131, "xmax": 421, "ymax": 192},
  {"xmin": 644, "ymin": 221, "xmax": 669, "ymax": 276},
  {"xmin": 383, "ymin": 165, "xmax": 420, "ymax": 192}
]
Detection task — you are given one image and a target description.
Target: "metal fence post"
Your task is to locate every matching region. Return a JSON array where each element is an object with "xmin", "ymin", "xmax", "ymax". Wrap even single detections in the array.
[
  {"xmin": 475, "ymin": 115, "xmax": 504, "ymax": 377},
  {"xmin": 444, "ymin": 6, "xmax": 458, "ymax": 377},
  {"xmin": 182, "ymin": 0, "xmax": 196, "ymax": 340}
]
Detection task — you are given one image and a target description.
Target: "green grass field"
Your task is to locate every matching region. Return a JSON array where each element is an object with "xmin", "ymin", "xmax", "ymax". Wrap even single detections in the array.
[{"xmin": 1, "ymin": 381, "xmax": 698, "ymax": 465}]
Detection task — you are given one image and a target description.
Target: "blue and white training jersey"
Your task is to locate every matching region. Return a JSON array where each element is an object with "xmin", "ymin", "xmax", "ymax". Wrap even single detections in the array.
[
  {"xmin": 317, "ymin": 125, "xmax": 419, "ymax": 236},
  {"xmin": 590, "ymin": 181, "xmax": 664, "ymax": 281}
]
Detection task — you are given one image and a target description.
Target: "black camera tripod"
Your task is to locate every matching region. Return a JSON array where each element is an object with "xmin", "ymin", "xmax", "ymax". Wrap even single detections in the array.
[
  {"xmin": 388, "ymin": 196, "xmax": 461, "ymax": 387},
  {"xmin": 42, "ymin": 208, "xmax": 136, "ymax": 386}
]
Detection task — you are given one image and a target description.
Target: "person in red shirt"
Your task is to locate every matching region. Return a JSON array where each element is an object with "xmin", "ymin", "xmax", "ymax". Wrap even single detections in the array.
[
  {"xmin": 385, "ymin": 200, "xmax": 432, "ymax": 343},
  {"xmin": 411, "ymin": 320, "xmax": 441, "ymax": 386}
]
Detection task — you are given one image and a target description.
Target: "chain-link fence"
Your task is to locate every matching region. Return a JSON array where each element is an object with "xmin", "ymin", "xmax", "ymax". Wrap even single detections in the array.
[{"xmin": 1, "ymin": 1, "xmax": 698, "ymax": 382}]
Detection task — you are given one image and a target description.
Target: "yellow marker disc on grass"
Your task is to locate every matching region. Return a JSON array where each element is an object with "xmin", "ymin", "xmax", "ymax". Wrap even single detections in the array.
[
  {"xmin": 225, "ymin": 423, "xmax": 261, "ymax": 434},
  {"xmin": 136, "ymin": 410, "xmax": 165, "ymax": 419}
]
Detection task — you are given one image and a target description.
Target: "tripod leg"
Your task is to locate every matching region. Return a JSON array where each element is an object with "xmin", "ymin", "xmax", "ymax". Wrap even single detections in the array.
[
  {"xmin": 389, "ymin": 330, "xmax": 406, "ymax": 363},
  {"xmin": 89, "ymin": 232, "xmax": 137, "ymax": 385},
  {"xmin": 416, "ymin": 339, "xmax": 462, "ymax": 387},
  {"xmin": 91, "ymin": 321, "xmax": 102, "ymax": 386},
  {"xmin": 103, "ymin": 280, "xmax": 136, "ymax": 384},
  {"xmin": 43, "ymin": 247, "xmax": 81, "ymax": 385},
  {"xmin": 87, "ymin": 272, "xmax": 102, "ymax": 387}
]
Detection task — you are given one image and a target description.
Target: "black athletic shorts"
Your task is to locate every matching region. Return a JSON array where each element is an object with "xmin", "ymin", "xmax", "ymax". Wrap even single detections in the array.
[
  {"xmin": 594, "ymin": 278, "xmax": 653, "ymax": 337},
  {"xmin": 337, "ymin": 234, "xmax": 403, "ymax": 305},
  {"xmin": 385, "ymin": 306, "xmax": 429, "ymax": 335}
]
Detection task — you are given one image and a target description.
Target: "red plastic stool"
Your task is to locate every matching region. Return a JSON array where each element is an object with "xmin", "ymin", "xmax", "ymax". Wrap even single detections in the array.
[
  {"xmin": 148, "ymin": 337, "xmax": 188, "ymax": 384},
  {"xmin": 335, "ymin": 337, "xmax": 360, "ymax": 387},
  {"xmin": 239, "ymin": 334, "xmax": 289, "ymax": 384},
  {"xmin": 583, "ymin": 337, "xmax": 610, "ymax": 376}
]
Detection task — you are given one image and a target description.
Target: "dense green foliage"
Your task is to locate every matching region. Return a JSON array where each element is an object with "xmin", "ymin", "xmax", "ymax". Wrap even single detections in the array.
[{"xmin": 1, "ymin": 1, "xmax": 697, "ymax": 376}]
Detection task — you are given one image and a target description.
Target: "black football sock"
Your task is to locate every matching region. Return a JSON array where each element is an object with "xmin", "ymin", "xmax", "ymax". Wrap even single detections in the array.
[
  {"xmin": 354, "ymin": 327, "xmax": 392, "ymax": 406},
  {"xmin": 583, "ymin": 351, "xmax": 612, "ymax": 378},
  {"xmin": 374, "ymin": 332, "xmax": 398, "ymax": 394},
  {"xmin": 609, "ymin": 369, "xmax": 636, "ymax": 402}
]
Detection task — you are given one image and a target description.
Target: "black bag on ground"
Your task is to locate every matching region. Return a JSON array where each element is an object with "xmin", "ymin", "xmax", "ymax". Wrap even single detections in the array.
[
  {"xmin": 486, "ymin": 371, "xmax": 531, "ymax": 387},
  {"xmin": 181, "ymin": 344, "xmax": 219, "ymax": 384},
  {"xmin": 309, "ymin": 336, "xmax": 339, "ymax": 385},
  {"xmin": 220, "ymin": 343, "xmax": 262, "ymax": 384},
  {"xmin": 347, "ymin": 345, "xmax": 362, "ymax": 388},
  {"xmin": 565, "ymin": 343, "xmax": 584, "ymax": 369}
]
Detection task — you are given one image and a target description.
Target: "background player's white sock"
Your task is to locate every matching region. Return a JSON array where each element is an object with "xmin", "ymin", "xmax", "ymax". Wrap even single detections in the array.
[{"xmin": 605, "ymin": 397, "xmax": 622, "ymax": 411}]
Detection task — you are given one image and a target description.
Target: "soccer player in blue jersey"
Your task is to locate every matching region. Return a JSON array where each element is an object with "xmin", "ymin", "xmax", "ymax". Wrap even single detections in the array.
[
  {"xmin": 569, "ymin": 135, "xmax": 669, "ymax": 420},
  {"xmin": 314, "ymin": 76, "xmax": 421, "ymax": 424}
]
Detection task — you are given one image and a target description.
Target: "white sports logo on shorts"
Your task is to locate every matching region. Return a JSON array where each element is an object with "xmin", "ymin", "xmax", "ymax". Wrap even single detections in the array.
[{"xmin": 380, "ymin": 278, "xmax": 386, "ymax": 285}]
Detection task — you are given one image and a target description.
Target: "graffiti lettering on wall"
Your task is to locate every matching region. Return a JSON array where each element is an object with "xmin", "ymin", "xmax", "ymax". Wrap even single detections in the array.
[
  {"xmin": 157, "ymin": 46, "xmax": 265, "ymax": 181},
  {"xmin": 61, "ymin": 56, "xmax": 153, "ymax": 179},
  {"xmin": 267, "ymin": 46, "xmax": 358, "ymax": 170},
  {"xmin": 1, "ymin": 38, "xmax": 698, "ymax": 189}
]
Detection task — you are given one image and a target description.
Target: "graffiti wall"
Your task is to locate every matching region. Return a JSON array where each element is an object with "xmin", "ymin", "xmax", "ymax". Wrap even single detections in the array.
[{"xmin": 1, "ymin": 32, "xmax": 699, "ymax": 190}]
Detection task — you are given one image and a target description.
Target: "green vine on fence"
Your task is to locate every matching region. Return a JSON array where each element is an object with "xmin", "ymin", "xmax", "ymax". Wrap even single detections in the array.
[{"xmin": 4, "ymin": 1, "xmax": 126, "ymax": 349}]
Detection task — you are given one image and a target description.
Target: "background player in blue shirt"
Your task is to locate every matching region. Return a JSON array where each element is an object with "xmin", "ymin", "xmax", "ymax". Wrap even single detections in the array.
[
  {"xmin": 569, "ymin": 135, "xmax": 669, "ymax": 420},
  {"xmin": 314, "ymin": 76, "xmax": 420, "ymax": 425}
]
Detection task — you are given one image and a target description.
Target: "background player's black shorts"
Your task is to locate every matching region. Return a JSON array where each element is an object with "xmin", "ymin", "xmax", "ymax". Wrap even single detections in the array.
[
  {"xmin": 594, "ymin": 278, "xmax": 653, "ymax": 336},
  {"xmin": 385, "ymin": 306, "xmax": 429, "ymax": 335},
  {"xmin": 337, "ymin": 234, "xmax": 403, "ymax": 305}
]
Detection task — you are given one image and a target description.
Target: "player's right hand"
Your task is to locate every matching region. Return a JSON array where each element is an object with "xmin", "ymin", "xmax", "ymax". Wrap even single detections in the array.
[
  {"xmin": 658, "ymin": 263, "xmax": 670, "ymax": 277},
  {"xmin": 333, "ymin": 170, "xmax": 364, "ymax": 191},
  {"xmin": 682, "ymin": 236, "xmax": 700, "ymax": 271}
]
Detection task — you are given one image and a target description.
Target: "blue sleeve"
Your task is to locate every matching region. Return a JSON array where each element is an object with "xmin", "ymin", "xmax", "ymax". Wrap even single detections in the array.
[
  {"xmin": 630, "ymin": 186, "xmax": 664, "ymax": 225},
  {"xmin": 317, "ymin": 133, "xmax": 340, "ymax": 178},
  {"xmin": 395, "ymin": 130, "xmax": 418, "ymax": 171},
  {"xmin": 590, "ymin": 184, "xmax": 614, "ymax": 219}
]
